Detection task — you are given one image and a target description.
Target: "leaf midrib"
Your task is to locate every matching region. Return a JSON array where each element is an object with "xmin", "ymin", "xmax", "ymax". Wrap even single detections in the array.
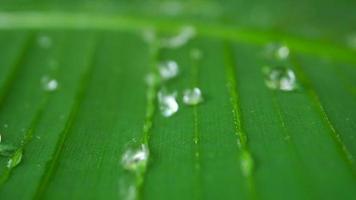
[{"xmin": 0, "ymin": 11, "xmax": 355, "ymax": 64}]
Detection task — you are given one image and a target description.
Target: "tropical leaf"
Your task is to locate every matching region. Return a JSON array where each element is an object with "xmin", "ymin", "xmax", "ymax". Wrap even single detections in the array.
[{"xmin": 0, "ymin": 1, "xmax": 355, "ymax": 200}]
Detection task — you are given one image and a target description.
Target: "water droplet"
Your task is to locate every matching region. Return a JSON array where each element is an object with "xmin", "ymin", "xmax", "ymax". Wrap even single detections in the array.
[
  {"xmin": 121, "ymin": 144, "xmax": 149, "ymax": 173},
  {"xmin": 7, "ymin": 149, "xmax": 22, "ymax": 168},
  {"xmin": 240, "ymin": 150, "xmax": 254, "ymax": 177},
  {"xmin": 264, "ymin": 66, "xmax": 297, "ymax": 91},
  {"xmin": 0, "ymin": 134, "xmax": 1, "ymax": 143},
  {"xmin": 41, "ymin": 76, "xmax": 58, "ymax": 92},
  {"xmin": 158, "ymin": 90, "xmax": 179, "ymax": 117},
  {"xmin": 4, "ymin": 124, "xmax": 8, "ymax": 129},
  {"xmin": 158, "ymin": 60, "xmax": 179, "ymax": 80},
  {"xmin": 276, "ymin": 45, "xmax": 289, "ymax": 60},
  {"xmin": 161, "ymin": 26, "xmax": 196, "ymax": 48},
  {"xmin": 183, "ymin": 88, "xmax": 203, "ymax": 106},
  {"xmin": 37, "ymin": 35, "xmax": 52, "ymax": 49},
  {"xmin": 0, "ymin": 144, "xmax": 17, "ymax": 157},
  {"xmin": 190, "ymin": 48, "xmax": 203, "ymax": 60},
  {"xmin": 265, "ymin": 43, "xmax": 290, "ymax": 60}
]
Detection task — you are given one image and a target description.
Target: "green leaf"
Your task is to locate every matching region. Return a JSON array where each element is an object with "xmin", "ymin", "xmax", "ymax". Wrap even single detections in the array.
[{"xmin": 0, "ymin": 1, "xmax": 355, "ymax": 200}]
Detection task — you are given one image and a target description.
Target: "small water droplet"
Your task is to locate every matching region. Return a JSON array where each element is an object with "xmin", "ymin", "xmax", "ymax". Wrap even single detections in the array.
[
  {"xmin": 37, "ymin": 35, "xmax": 52, "ymax": 49},
  {"xmin": 190, "ymin": 48, "xmax": 203, "ymax": 60},
  {"xmin": 158, "ymin": 60, "xmax": 179, "ymax": 80},
  {"xmin": 264, "ymin": 66, "xmax": 297, "ymax": 91},
  {"xmin": 7, "ymin": 149, "xmax": 22, "ymax": 168},
  {"xmin": 0, "ymin": 144, "xmax": 17, "ymax": 157},
  {"xmin": 4, "ymin": 124, "xmax": 8, "ymax": 129},
  {"xmin": 240, "ymin": 150, "xmax": 254, "ymax": 177},
  {"xmin": 161, "ymin": 26, "xmax": 196, "ymax": 48},
  {"xmin": 183, "ymin": 88, "xmax": 203, "ymax": 106},
  {"xmin": 265, "ymin": 43, "xmax": 290, "ymax": 60},
  {"xmin": 0, "ymin": 134, "xmax": 2, "ymax": 143},
  {"xmin": 41, "ymin": 76, "xmax": 58, "ymax": 92},
  {"xmin": 121, "ymin": 144, "xmax": 149, "ymax": 173},
  {"xmin": 158, "ymin": 90, "xmax": 179, "ymax": 117}
]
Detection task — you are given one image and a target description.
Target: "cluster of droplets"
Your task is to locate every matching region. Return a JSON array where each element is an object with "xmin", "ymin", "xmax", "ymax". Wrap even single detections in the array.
[
  {"xmin": 142, "ymin": 26, "xmax": 204, "ymax": 118},
  {"xmin": 263, "ymin": 44, "xmax": 298, "ymax": 92}
]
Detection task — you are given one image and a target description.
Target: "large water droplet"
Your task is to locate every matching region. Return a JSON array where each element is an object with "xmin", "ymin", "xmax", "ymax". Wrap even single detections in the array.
[
  {"xmin": 264, "ymin": 66, "xmax": 297, "ymax": 91},
  {"xmin": 7, "ymin": 149, "xmax": 22, "ymax": 169},
  {"xmin": 240, "ymin": 150, "xmax": 254, "ymax": 177},
  {"xmin": 121, "ymin": 144, "xmax": 149, "ymax": 173},
  {"xmin": 183, "ymin": 88, "xmax": 203, "ymax": 106},
  {"xmin": 41, "ymin": 76, "xmax": 58, "ymax": 92},
  {"xmin": 158, "ymin": 90, "xmax": 179, "ymax": 117},
  {"xmin": 37, "ymin": 35, "xmax": 52, "ymax": 49},
  {"xmin": 161, "ymin": 26, "xmax": 196, "ymax": 48},
  {"xmin": 158, "ymin": 60, "xmax": 179, "ymax": 80}
]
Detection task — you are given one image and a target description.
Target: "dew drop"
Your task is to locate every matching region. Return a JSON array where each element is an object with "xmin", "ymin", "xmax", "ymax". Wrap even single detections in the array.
[
  {"xmin": 121, "ymin": 144, "xmax": 149, "ymax": 173},
  {"xmin": 158, "ymin": 90, "xmax": 179, "ymax": 117},
  {"xmin": 41, "ymin": 76, "xmax": 58, "ymax": 92},
  {"xmin": 7, "ymin": 149, "xmax": 22, "ymax": 169},
  {"xmin": 264, "ymin": 66, "xmax": 297, "ymax": 91},
  {"xmin": 240, "ymin": 150, "xmax": 254, "ymax": 177},
  {"xmin": 183, "ymin": 88, "xmax": 203, "ymax": 106},
  {"xmin": 37, "ymin": 35, "xmax": 52, "ymax": 49},
  {"xmin": 158, "ymin": 60, "xmax": 179, "ymax": 80},
  {"xmin": 161, "ymin": 26, "xmax": 196, "ymax": 48},
  {"xmin": 4, "ymin": 124, "xmax": 8, "ymax": 129}
]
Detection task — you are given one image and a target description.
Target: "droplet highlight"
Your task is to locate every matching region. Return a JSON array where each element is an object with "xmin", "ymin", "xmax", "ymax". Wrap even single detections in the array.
[
  {"xmin": 183, "ymin": 88, "xmax": 203, "ymax": 106},
  {"xmin": 121, "ymin": 144, "xmax": 149, "ymax": 173},
  {"xmin": 264, "ymin": 66, "xmax": 297, "ymax": 91},
  {"xmin": 158, "ymin": 90, "xmax": 179, "ymax": 117},
  {"xmin": 158, "ymin": 60, "xmax": 179, "ymax": 80}
]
